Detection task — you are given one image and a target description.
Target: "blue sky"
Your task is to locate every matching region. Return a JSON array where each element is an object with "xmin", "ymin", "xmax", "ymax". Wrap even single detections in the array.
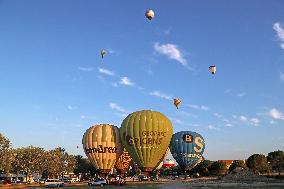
[{"xmin": 0, "ymin": 0, "xmax": 284, "ymax": 161}]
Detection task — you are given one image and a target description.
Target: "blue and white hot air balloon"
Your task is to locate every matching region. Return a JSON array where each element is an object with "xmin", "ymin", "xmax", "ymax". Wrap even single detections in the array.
[{"xmin": 170, "ymin": 131, "xmax": 205, "ymax": 170}]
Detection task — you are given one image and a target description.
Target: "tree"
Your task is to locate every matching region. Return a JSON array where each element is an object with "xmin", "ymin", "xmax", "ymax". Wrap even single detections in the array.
[
  {"xmin": 228, "ymin": 160, "xmax": 246, "ymax": 173},
  {"xmin": 46, "ymin": 147, "xmax": 76, "ymax": 178},
  {"xmin": 208, "ymin": 161, "xmax": 228, "ymax": 176},
  {"xmin": 246, "ymin": 154, "xmax": 269, "ymax": 174},
  {"xmin": 73, "ymin": 155, "xmax": 97, "ymax": 179},
  {"xmin": 12, "ymin": 146, "xmax": 46, "ymax": 182},
  {"xmin": 191, "ymin": 160, "xmax": 213, "ymax": 176},
  {"xmin": 0, "ymin": 133, "xmax": 14, "ymax": 174},
  {"xmin": 267, "ymin": 150, "xmax": 284, "ymax": 176}
]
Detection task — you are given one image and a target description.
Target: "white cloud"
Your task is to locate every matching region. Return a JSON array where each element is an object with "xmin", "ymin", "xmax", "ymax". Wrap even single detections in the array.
[
  {"xmin": 187, "ymin": 104, "xmax": 209, "ymax": 111},
  {"xmin": 225, "ymin": 123, "xmax": 233, "ymax": 127},
  {"xmin": 119, "ymin": 77, "xmax": 135, "ymax": 86},
  {"xmin": 237, "ymin": 92, "xmax": 246, "ymax": 97},
  {"xmin": 280, "ymin": 72, "xmax": 284, "ymax": 82},
  {"xmin": 109, "ymin": 103, "xmax": 127, "ymax": 113},
  {"xmin": 98, "ymin": 67, "xmax": 114, "ymax": 76},
  {"xmin": 269, "ymin": 108, "xmax": 284, "ymax": 120},
  {"xmin": 106, "ymin": 48, "xmax": 120, "ymax": 55},
  {"xmin": 208, "ymin": 124, "xmax": 220, "ymax": 130},
  {"xmin": 80, "ymin": 115, "xmax": 96, "ymax": 120},
  {"xmin": 154, "ymin": 42, "xmax": 187, "ymax": 65},
  {"xmin": 250, "ymin": 118, "xmax": 260, "ymax": 126},
  {"xmin": 239, "ymin": 115, "xmax": 260, "ymax": 126},
  {"xmin": 67, "ymin": 105, "xmax": 77, "ymax": 110},
  {"xmin": 79, "ymin": 67, "xmax": 94, "ymax": 72},
  {"xmin": 273, "ymin": 22, "xmax": 284, "ymax": 50},
  {"xmin": 213, "ymin": 113, "xmax": 223, "ymax": 118},
  {"xmin": 149, "ymin": 91, "xmax": 172, "ymax": 100},
  {"xmin": 239, "ymin": 115, "xmax": 247, "ymax": 122}
]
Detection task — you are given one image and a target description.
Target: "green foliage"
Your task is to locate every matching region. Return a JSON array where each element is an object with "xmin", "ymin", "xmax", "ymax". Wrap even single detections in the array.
[
  {"xmin": 229, "ymin": 160, "xmax": 246, "ymax": 172},
  {"xmin": 0, "ymin": 133, "xmax": 13, "ymax": 173},
  {"xmin": 208, "ymin": 161, "xmax": 228, "ymax": 176},
  {"xmin": 267, "ymin": 150, "xmax": 284, "ymax": 176},
  {"xmin": 73, "ymin": 155, "xmax": 97, "ymax": 178},
  {"xmin": 191, "ymin": 160, "xmax": 213, "ymax": 176},
  {"xmin": 246, "ymin": 154, "xmax": 269, "ymax": 174}
]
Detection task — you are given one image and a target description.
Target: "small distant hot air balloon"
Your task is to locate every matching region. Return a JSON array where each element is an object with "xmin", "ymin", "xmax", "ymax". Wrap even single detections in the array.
[
  {"xmin": 100, "ymin": 49, "xmax": 107, "ymax": 59},
  {"xmin": 145, "ymin": 9, "xmax": 155, "ymax": 20},
  {"xmin": 82, "ymin": 124, "xmax": 123, "ymax": 175},
  {"xmin": 209, "ymin": 65, "xmax": 216, "ymax": 74},
  {"xmin": 174, "ymin": 98, "xmax": 181, "ymax": 109}
]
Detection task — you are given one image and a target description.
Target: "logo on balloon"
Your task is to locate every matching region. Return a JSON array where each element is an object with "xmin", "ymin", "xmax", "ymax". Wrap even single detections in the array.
[
  {"xmin": 123, "ymin": 131, "xmax": 167, "ymax": 147},
  {"xmin": 183, "ymin": 134, "xmax": 193, "ymax": 143}
]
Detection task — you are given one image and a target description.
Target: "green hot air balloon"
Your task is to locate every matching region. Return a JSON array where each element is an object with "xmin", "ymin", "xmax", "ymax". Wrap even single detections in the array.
[{"xmin": 120, "ymin": 110, "xmax": 173, "ymax": 175}]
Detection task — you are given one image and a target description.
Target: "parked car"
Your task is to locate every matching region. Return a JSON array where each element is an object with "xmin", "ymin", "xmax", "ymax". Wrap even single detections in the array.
[
  {"xmin": 39, "ymin": 178, "xmax": 46, "ymax": 184},
  {"xmin": 109, "ymin": 176, "xmax": 126, "ymax": 186},
  {"xmin": 138, "ymin": 174, "xmax": 148, "ymax": 181},
  {"xmin": 88, "ymin": 178, "xmax": 107, "ymax": 186},
  {"xmin": 44, "ymin": 179, "xmax": 64, "ymax": 188}
]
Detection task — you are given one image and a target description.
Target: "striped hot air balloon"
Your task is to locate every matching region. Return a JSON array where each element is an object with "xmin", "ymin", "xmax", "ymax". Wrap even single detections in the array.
[
  {"xmin": 120, "ymin": 110, "xmax": 173, "ymax": 175},
  {"xmin": 82, "ymin": 124, "xmax": 123, "ymax": 174}
]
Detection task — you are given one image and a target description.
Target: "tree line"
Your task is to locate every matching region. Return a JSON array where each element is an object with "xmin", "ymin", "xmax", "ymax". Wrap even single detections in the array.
[{"xmin": 0, "ymin": 133, "xmax": 96, "ymax": 180}]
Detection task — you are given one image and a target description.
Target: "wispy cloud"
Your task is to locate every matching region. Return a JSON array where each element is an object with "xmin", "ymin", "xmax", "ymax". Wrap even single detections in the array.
[
  {"xmin": 273, "ymin": 22, "xmax": 284, "ymax": 50},
  {"xmin": 109, "ymin": 103, "xmax": 127, "ymax": 113},
  {"xmin": 176, "ymin": 110, "xmax": 198, "ymax": 118},
  {"xmin": 79, "ymin": 67, "xmax": 94, "ymax": 72},
  {"xmin": 119, "ymin": 77, "xmax": 135, "ymax": 86},
  {"xmin": 149, "ymin": 90, "xmax": 172, "ymax": 100},
  {"xmin": 280, "ymin": 72, "xmax": 284, "ymax": 82},
  {"xmin": 237, "ymin": 92, "xmax": 246, "ymax": 97},
  {"xmin": 67, "ymin": 105, "xmax": 77, "ymax": 110},
  {"xmin": 239, "ymin": 115, "xmax": 260, "ymax": 126},
  {"xmin": 208, "ymin": 124, "xmax": 220, "ymax": 130},
  {"xmin": 154, "ymin": 42, "xmax": 187, "ymax": 66},
  {"xmin": 186, "ymin": 104, "xmax": 209, "ymax": 111},
  {"xmin": 225, "ymin": 123, "xmax": 233, "ymax": 127},
  {"xmin": 98, "ymin": 67, "xmax": 114, "ymax": 76},
  {"xmin": 106, "ymin": 48, "xmax": 120, "ymax": 55},
  {"xmin": 213, "ymin": 113, "xmax": 223, "ymax": 118},
  {"xmin": 80, "ymin": 115, "xmax": 96, "ymax": 120},
  {"xmin": 269, "ymin": 108, "xmax": 284, "ymax": 120}
]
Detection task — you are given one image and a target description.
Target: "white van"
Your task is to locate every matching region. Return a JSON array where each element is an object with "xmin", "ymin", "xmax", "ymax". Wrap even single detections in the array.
[{"xmin": 44, "ymin": 179, "xmax": 64, "ymax": 188}]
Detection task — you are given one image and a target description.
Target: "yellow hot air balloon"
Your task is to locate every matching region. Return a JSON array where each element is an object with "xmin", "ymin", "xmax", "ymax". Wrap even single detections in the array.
[
  {"xmin": 114, "ymin": 148, "xmax": 132, "ymax": 175},
  {"xmin": 100, "ymin": 49, "xmax": 107, "ymax": 59},
  {"xmin": 145, "ymin": 9, "xmax": 155, "ymax": 20},
  {"xmin": 82, "ymin": 124, "xmax": 123, "ymax": 174},
  {"xmin": 174, "ymin": 98, "xmax": 181, "ymax": 109},
  {"xmin": 209, "ymin": 65, "xmax": 216, "ymax": 74},
  {"xmin": 120, "ymin": 110, "xmax": 173, "ymax": 175}
]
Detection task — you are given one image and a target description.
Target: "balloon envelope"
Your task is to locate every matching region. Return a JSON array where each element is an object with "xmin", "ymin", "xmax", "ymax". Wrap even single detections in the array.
[
  {"xmin": 173, "ymin": 98, "xmax": 181, "ymax": 109},
  {"xmin": 145, "ymin": 9, "xmax": 155, "ymax": 20},
  {"xmin": 82, "ymin": 124, "xmax": 123, "ymax": 173},
  {"xmin": 170, "ymin": 131, "xmax": 205, "ymax": 170},
  {"xmin": 114, "ymin": 148, "xmax": 132, "ymax": 174},
  {"xmin": 209, "ymin": 65, "xmax": 216, "ymax": 74},
  {"xmin": 120, "ymin": 110, "xmax": 173, "ymax": 172}
]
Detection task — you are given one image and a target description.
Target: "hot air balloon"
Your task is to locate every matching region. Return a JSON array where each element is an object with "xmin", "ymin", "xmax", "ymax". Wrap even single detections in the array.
[
  {"xmin": 209, "ymin": 65, "xmax": 216, "ymax": 74},
  {"xmin": 145, "ymin": 9, "xmax": 155, "ymax": 20},
  {"xmin": 154, "ymin": 148, "xmax": 170, "ymax": 170},
  {"xmin": 114, "ymin": 148, "xmax": 132, "ymax": 175},
  {"xmin": 170, "ymin": 131, "xmax": 205, "ymax": 171},
  {"xmin": 82, "ymin": 124, "xmax": 123, "ymax": 175},
  {"xmin": 120, "ymin": 110, "xmax": 173, "ymax": 176},
  {"xmin": 173, "ymin": 98, "xmax": 181, "ymax": 109},
  {"xmin": 100, "ymin": 49, "xmax": 107, "ymax": 59}
]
